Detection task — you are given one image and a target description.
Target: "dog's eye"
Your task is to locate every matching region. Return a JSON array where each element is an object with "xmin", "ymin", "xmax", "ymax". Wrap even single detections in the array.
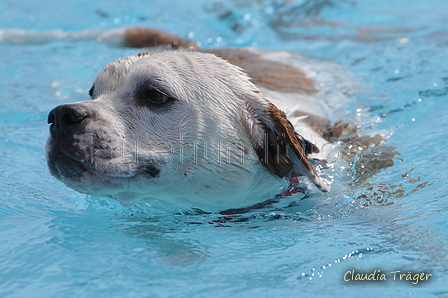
[
  {"xmin": 135, "ymin": 83, "xmax": 173, "ymax": 108},
  {"xmin": 88, "ymin": 85, "xmax": 95, "ymax": 98},
  {"xmin": 146, "ymin": 89, "xmax": 169, "ymax": 104}
]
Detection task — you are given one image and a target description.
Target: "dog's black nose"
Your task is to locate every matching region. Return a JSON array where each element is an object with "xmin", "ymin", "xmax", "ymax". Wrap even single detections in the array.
[{"xmin": 48, "ymin": 104, "xmax": 89, "ymax": 137}]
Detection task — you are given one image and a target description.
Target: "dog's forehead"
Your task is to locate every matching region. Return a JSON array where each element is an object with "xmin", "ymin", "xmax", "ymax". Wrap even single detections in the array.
[
  {"xmin": 98, "ymin": 52, "xmax": 224, "ymax": 80},
  {"xmin": 93, "ymin": 52, "xmax": 253, "ymax": 95},
  {"xmin": 129, "ymin": 52, "xmax": 246, "ymax": 84},
  {"xmin": 92, "ymin": 55, "xmax": 140, "ymax": 96},
  {"xmin": 128, "ymin": 53, "xmax": 198, "ymax": 85}
]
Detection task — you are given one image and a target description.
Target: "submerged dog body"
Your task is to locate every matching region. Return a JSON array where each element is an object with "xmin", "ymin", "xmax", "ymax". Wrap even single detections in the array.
[{"xmin": 46, "ymin": 50, "xmax": 329, "ymax": 213}]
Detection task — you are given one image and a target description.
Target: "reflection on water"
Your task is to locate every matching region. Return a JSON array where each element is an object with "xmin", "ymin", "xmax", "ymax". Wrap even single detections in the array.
[{"xmin": 119, "ymin": 220, "xmax": 211, "ymax": 267}]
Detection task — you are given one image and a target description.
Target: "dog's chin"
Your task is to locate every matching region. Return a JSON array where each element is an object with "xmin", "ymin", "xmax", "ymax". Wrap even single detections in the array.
[
  {"xmin": 46, "ymin": 147, "xmax": 160, "ymax": 196},
  {"xmin": 47, "ymin": 149, "xmax": 90, "ymax": 181}
]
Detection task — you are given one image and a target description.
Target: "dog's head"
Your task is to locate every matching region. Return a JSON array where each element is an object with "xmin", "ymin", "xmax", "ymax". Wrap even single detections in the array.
[{"xmin": 46, "ymin": 51, "xmax": 327, "ymax": 212}]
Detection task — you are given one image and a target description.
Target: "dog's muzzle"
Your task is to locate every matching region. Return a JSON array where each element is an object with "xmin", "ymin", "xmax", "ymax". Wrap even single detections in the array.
[
  {"xmin": 46, "ymin": 103, "xmax": 161, "ymax": 182},
  {"xmin": 48, "ymin": 103, "xmax": 90, "ymax": 139}
]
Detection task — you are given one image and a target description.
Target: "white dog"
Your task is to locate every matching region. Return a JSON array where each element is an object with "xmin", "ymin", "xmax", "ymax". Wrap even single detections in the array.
[{"xmin": 46, "ymin": 28, "xmax": 337, "ymax": 213}]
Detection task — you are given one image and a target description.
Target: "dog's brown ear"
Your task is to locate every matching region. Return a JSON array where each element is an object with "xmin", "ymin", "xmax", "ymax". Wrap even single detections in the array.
[{"xmin": 241, "ymin": 98, "xmax": 329, "ymax": 192}]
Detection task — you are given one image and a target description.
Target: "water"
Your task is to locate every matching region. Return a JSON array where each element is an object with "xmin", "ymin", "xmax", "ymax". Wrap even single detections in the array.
[{"xmin": 1, "ymin": 0, "xmax": 448, "ymax": 297}]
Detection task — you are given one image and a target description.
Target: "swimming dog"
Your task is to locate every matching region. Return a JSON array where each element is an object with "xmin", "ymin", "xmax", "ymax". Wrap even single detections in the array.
[{"xmin": 46, "ymin": 27, "xmax": 359, "ymax": 213}]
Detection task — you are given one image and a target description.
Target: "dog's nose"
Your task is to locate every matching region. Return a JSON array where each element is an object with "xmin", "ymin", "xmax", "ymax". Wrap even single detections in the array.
[{"xmin": 48, "ymin": 104, "xmax": 89, "ymax": 137}]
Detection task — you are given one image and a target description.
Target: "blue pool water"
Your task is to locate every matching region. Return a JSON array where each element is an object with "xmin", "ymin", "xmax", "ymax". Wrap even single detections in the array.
[{"xmin": 1, "ymin": 0, "xmax": 448, "ymax": 297}]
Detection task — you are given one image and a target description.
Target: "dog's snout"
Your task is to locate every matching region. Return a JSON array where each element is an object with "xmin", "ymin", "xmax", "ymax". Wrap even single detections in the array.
[
  {"xmin": 48, "ymin": 104, "xmax": 90, "ymax": 137},
  {"xmin": 48, "ymin": 104, "xmax": 88, "ymax": 125}
]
